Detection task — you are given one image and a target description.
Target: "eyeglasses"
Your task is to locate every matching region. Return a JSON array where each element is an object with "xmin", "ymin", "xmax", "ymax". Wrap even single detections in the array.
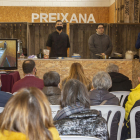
[{"xmin": 98, "ymin": 27, "xmax": 104, "ymax": 29}]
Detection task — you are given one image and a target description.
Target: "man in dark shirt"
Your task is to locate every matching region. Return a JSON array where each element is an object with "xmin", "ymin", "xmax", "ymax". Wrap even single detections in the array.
[
  {"xmin": 46, "ymin": 20, "xmax": 70, "ymax": 58},
  {"xmin": 88, "ymin": 24, "xmax": 113, "ymax": 59}
]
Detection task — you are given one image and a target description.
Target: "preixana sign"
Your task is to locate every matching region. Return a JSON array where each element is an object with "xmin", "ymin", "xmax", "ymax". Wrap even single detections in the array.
[{"xmin": 32, "ymin": 13, "xmax": 96, "ymax": 23}]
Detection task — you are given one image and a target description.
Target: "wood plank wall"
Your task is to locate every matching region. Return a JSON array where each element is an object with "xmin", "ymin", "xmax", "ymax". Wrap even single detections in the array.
[
  {"xmin": 115, "ymin": 0, "xmax": 140, "ymax": 23},
  {"xmin": 0, "ymin": 22, "xmax": 139, "ymax": 58},
  {"xmin": 70, "ymin": 23, "xmax": 139, "ymax": 58},
  {"xmin": 70, "ymin": 23, "xmax": 108, "ymax": 59},
  {"xmin": 0, "ymin": 22, "xmax": 27, "ymax": 49},
  {"xmin": 109, "ymin": 23, "xmax": 140, "ymax": 57},
  {"xmin": 28, "ymin": 23, "xmax": 66, "ymax": 55}
]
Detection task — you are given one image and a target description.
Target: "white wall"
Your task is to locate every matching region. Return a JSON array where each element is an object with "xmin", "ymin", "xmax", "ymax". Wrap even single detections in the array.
[
  {"xmin": 0, "ymin": 0, "xmax": 110, "ymax": 7},
  {"xmin": 110, "ymin": 0, "xmax": 115, "ymax": 6}
]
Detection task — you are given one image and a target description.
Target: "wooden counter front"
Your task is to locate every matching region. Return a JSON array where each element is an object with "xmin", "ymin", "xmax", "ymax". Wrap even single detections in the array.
[{"xmin": 18, "ymin": 59, "xmax": 139, "ymax": 88}]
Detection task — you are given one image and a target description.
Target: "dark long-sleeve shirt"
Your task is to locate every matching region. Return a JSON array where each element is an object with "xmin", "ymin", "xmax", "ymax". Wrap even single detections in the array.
[
  {"xmin": 46, "ymin": 31, "xmax": 70, "ymax": 57},
  {"xmin": 135, "ymin": 33, "xmax": 140, "ymax": 49},
  {"xmin": 88, "ymin": 33, "xmax": 113, "ymax": 59}
]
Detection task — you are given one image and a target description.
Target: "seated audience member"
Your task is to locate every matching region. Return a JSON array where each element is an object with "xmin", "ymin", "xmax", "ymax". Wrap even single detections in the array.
[
  {"xmin": 106, "ymin": 63, "xmax": 132, "ymax": 92},
  {"xmin": 54, "ymin": 79, "xmax": 108, "ymax": 140},
  {"xmin": 12, "ymin": 60, "xmax": 44, "ymax": 93},
  {"xmin": 42, "ymin": 71, "xmax": 61, "ymax": 105},
  {"xmin": 0, "ymin": 91, "xmax": 13, "ymax": 107},
  {"xmin": 90, "ymin": 71, "xmax": 119, "ymax": 105},
  {"xmin": 0, "ymin": 87, "xmax": 61, "ymax": 140},
  {"xmin": 135, "ymin": 32, "xmax": 140, "ymax": 49},
  {"xmin": 90, "ymin": 71, "xmax": 119, "ymax": 140},
  {"xmin": 121, "ymin": 75, "xmax": 140, "ymax": 140},
  {"xmin": 62, "ymin": 63, "xmax": 92, "ymax": 91}
]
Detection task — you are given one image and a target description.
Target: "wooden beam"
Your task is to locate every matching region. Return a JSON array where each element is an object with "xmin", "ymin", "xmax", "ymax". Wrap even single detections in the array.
[{"xmin": 129, "ymin": 0, "xmax": 134, "ymax": 23}]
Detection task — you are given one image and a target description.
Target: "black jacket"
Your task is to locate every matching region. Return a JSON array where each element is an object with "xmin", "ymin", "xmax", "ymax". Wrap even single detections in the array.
[
  {"xmin": 54, "ymin": 109, "xmax": 108, "ymax": 140},
  {"xmin": 0, "ymin": 91, "xmax": 13, "ymax": 107},
  {"xmin": 108, "ymin": 72, "xmax": 132, "ymax": 92},
  {"xmin": 42, "ymin": 86, "xmax": 61, "ymax": 105},
  {"xmin": 89, "ymin": 89, "xmax": 120, "ymax": 140}
]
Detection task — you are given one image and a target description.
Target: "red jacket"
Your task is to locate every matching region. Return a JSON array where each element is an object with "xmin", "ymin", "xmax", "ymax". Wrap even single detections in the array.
[{"xmin": 12, "ymin": 76, "xmax": 44, "ymax": 93}]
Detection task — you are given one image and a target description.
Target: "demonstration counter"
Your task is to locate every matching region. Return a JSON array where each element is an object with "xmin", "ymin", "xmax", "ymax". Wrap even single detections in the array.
[{"xmin": 18, "ymin": 59, "xmax": 140, "ymax": 88}]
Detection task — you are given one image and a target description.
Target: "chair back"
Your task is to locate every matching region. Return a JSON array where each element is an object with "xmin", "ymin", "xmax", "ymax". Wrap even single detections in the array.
[
  {"xmin": 50, "ymin": 105, "xmax": 61, "ymax": 118},
  {"xmin": 110, "ymin": 91, "xmax": 130, "ymax": 106},
  {"xmin": 60, "ymin": 136, "xmax": 101, "ymax": 140},
  {"xmin": 90, "ymin": 105, "xmax": 125, "ymax": 140},
  {"xmin": 130, "ymin": 106, "xmax": 140, "ymax": 138},
  {"xmin": 126, "ymin": 138, "xmax": 140, "ymax": 140},
  {"xmin": 0, "ymin": 107, "xmax": 4, "ymax": 113}
]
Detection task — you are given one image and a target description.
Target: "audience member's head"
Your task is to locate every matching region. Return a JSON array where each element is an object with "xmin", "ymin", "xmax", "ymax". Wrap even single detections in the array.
[
  {"xmin": 64, "ymin": 62, "xmax": 91, "ymax": 91},
  {"xmin": 61, "ymin": 79, "xmax": 90, "ymax": 108},
  {"xmin": 0, "ymin": 87, "xmax": 53, "ymax": 140},
  {"xmin": 92, "ymin": 71, "xmax": 112, "ymax": 90},
  {"xmin": 106, "ymin": 63, "xmax": 119, "ymax": 73},
  {"xmin": 22, "ymin": 59, "xmax": 36, "ymax": 75},
  {"xmin": 43, "ymin": 71, "xmax": 60, "ymax": 87}
]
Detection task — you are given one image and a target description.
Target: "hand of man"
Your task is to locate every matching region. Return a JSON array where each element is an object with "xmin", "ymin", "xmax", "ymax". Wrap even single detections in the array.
[{"xmin": 101, "ymin": 53, "xmax": 105, "ymax": 55}]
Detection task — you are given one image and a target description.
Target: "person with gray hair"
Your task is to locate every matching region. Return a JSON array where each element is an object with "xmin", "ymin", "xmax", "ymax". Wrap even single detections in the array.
[
  {"xmin": 89, "ymin": 71, "xmax": 120, "ymax": 140},
  {"xmin": 42, "ymin": 71, "xmax": 61, "ymax": 105},
  {"xmin": 106, "ymin": 63, "xmax": 119, "ymax": 73},
  {"xmin": 90, "ymin": 71, "xmax": 119, "ymax": 105},
  {"xmin": 106, "ymin": 64, "xmax": 132, "ymax": 92}
]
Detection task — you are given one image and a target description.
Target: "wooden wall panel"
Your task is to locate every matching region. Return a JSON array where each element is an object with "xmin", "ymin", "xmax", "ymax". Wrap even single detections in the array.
[
  {"xmin": 0, "ymin": 23, "xmax": 27, "ymax": 50},
  {"xmin": 109, "ymin": 23, "xmax": 140, "ymax": 57},
  {"xmin": 70, "ymin": 23, "xmax": 108, "ymax": 59},
  {"xmin": 28, "ymin": 23, "xmax": 66, "ymax": 55}
]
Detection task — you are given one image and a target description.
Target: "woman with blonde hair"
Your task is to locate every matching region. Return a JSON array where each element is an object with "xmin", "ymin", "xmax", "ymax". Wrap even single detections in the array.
[
  {"xmin": 62, "ymin": 62, "xmax": 92, "ymax": 91},
  {"xmin": 0, "ymin": 87, "xmax": 61, "ymax": 140}
]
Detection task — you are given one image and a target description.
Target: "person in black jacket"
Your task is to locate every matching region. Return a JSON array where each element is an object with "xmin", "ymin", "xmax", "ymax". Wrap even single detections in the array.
[
  {"xmin": 42, "ymin": 71, "xmax": 61, "ymax": 105},
  {"xmin": 106, "ymin": 63, "xmax": 132, "ymax": 92},
  {"xmin": 54, "ymin": 79, "xmax": 108, "ymax": 140},
  {"xmin": 89, "ymin": 71, "xmax": 119, "ymax": 140}
]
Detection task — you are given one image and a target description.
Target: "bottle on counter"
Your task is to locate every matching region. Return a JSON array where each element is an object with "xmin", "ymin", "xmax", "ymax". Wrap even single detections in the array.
[{"xmin": 38, "ymin": 49, "xmax": 44, "ymax": 59}]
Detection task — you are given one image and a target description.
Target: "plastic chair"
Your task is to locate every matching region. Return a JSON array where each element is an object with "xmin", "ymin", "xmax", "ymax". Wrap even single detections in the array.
[
  {"xmin": 126, "ymin": 138, "xmax": 140, "ymax": 140},
  {"xmin": 0, "ymin": 107, "xmax": 4, "ymax": 113},
  {"xmin": 110, "ymin": 91, "xmax": 130, "ymax": 106},
  {"xmin": 60, "ymin": 136, "xmax": 101, "ymax": 140},
  {"xmin": 50, "ymin": 105, "xmax": 61, "ymax": 118},
  {"xmin": 90, "ymin": 105, "xmax": 125, "ymax": 140},
  {"xmin": 130, "ymin": 106, "xmax": 140, "ymax": 138}
]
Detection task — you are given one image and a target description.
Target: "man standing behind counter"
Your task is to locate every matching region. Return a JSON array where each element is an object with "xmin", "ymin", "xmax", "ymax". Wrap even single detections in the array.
[
  {"xmin": 88, "ymin": 24, "xmax": 113, "ymax": 59},
  {"xmin": 46, "ymin": 20, "xmax": 70, "ymax": 58}
]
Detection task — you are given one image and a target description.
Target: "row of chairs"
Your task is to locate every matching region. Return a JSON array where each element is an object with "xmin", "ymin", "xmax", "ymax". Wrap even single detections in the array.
[
  {"xmin": 50, "ymin": 105, "xmax": 140, "ymax": 140},
  {"xmin": 110, "ymin": 91, "xmax": 130, "ymax": 106},
  {"xmin": 0, "ymin": 105, "xmax": 139, "ymax": 140},
  {"xmin": 60, "ymin": 136, "xmax": 140, "ymax": 140}
]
